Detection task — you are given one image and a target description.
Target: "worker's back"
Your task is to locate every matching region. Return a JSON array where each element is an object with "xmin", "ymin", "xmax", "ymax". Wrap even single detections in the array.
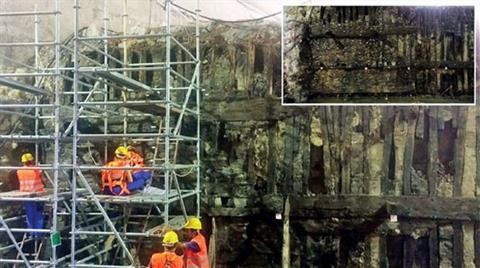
[
  {"xmin": 101, "ymin": 159, "xmax": 131, "ymax": 195},
  {"xmin": 17, "ymin": 168, "xmax": 44, "ymax": 192},
  {"xmin": 150, "ymin": 251, "xmax": 183, "ymax": 268}
]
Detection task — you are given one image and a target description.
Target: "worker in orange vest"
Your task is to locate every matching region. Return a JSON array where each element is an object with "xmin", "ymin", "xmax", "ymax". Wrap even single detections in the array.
[
  {"xmin": 126, "ymin": 145, "xmax": 151, "ymax": 192},
  {"xmin": 177, "ymin": 217, "xmax": 209, "ymax": 268},
  {"xmin": 149, "ymin": 231, "xmax": 183, "ymax": 268},
  {"xmin": 101, "ymin": 146, "xmax": 133, "ymax": 195},
  {"xmin": 17, "ymin": 153, "xmax": 45, "ymax": 237}
]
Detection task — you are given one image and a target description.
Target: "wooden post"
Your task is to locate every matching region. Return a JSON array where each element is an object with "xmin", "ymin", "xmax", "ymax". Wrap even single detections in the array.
[
  {"xmin": 453, "ymin": 222, "xmax": 464, "ymax": 268},
  {"xmin": 282, "ymin": 197, "xmax": 291, "ymax": 268},
  {"xmin": 367, "ymin": 107, "xmax": 383, "ymax": 195},
  {"xmin": 476, "ymin": 108, "xmax": 480, "ymax": 196},
  {"xmin": 427, "ymin": 108, "xmax": 439, "ymax": 196},
  {"xmin": 368, "ymin": 235, "xmax": 381, "ymax": 267},
  {"xmin": 429, "ymin": 226, "xmax": 439, "ymax": 268},
  {"xmin": 320, "ymin": 108, "xmax": 334, "ymax": 194},
  {"xmin": 403, "ymin": 108, "xmax": 417, "ymax": 195},
  {"xmin": 208, "ymin": 217, "xmax": 216, "ymax": 268},
  {"xmin": 382, "ymin": 107, "xmax": 394, "ymax": 194},
  {"xmin": 341, "ymin": 107, "xmax": 352, "ymax": 194},
  {"xmin": 453, "ymin": 108, "xmax": 467, "ymax": 197},
  {"xmin": 463, "ymin": 24, "xmax": 469, "ymax": 91},
  {"xmin": 394, "ymin": 109, "xmax": 407, "ymax": 195},
  {"xmin": 474, "ymin": 222, "xmax": 480, "ymax": 268},
  {"xmin": 463, "ymin": 222, "xmax": 475, "ymax": 268},
  {"xmin": 462, "ymin": 108, "xmax": 476, "ymax": 198}
]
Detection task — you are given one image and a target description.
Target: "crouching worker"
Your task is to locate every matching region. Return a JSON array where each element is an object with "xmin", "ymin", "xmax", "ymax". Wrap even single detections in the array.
[
  {"xmin": 17, "ymin": 153, "xmax": 45, "ymax": 237},
  {"xmin": 101, "ymin": 146, "xmax": 133, "ymax": 196},
  {"xmin": 177, "ymin": 217, "xmax": 209, "ymax": 268},
  {"xmin": 149, "ymin": 231, "xmax": 183, "ymax": 268},
  {"xmin": 126, "ymin": 145, "xmax": 151, "ymax": 192}
]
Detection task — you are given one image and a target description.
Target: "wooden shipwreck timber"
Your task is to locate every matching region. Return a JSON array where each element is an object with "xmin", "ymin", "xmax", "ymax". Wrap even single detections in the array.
[{"xmin": 283, "ymin": 6, "xmax": 475, "ymax": 103}]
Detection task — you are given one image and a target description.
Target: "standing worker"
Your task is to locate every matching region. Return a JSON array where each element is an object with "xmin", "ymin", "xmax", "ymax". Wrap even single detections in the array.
[
  {"xmin": 17, "ymin": 153, "xmax": 45, "ymax": 237},
  {"xmin": 149, "ymin": 231, "xmax": 183, "ymax": 268},
  {"xmin": 178, "ymin": 217, "xmax": 209, "ymax": 268},
  {"xmin": 127, "ymin": 145, "xmax": 151, "ymax": 191},
  {"xmin": 101, "ymin": 146, "xmax": 133, "ymax": 195}
]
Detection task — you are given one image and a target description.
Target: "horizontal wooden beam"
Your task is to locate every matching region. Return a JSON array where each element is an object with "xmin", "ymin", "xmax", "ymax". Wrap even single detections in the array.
[
  {"xmin": 202, "ymin": 97, "xmax": 308, "ymax": 122},
  {"xmin": 314, "ymin": 60, "xmax": 472, "ymax": 70},
  {"xmin": 311, "ymin": 26, "xmax": 417, "ymax": 39},
  {"xmin": 262, "ymin": 194, "xmax": 480, "ymax": 221}
]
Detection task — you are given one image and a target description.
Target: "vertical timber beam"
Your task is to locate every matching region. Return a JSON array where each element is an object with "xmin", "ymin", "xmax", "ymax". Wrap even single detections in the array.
[
  {"xmin": 394, "ymin": 109, "xmax": 406, "ymax": 195},
  {"xmin": 475, "ymin": 222, "xmax": 480, "ymax": 268},
  {"xmin": 427, "ymin": 107, "xmax": 439, "ymax": 196},
  {"xmin": 476, "ymin": 107, "xmax": 480, "ymax": 196},
  {"xmin": 453, "ymin": 107, "xmax": 467, "ymax": 197},
  {"xmin": 382, "ymin": 107, "xmax": 394, "ymax": 194},
  {"xmin": 462, "ymin": 108, "xmax": 476, "ymax": 197},
  {"xmin": 402, "ymin": 108, "xmax": 417, "ymax": 195},
  {"xmin": 463, "ymin": 223, "xmax": 475, "ymax": 268},
  {"xmin": 429, "ymin": 226, "xmax": 439, "ymax": 268},
  {"xmin": 340, "ymin": 107, "xmax": 352, "ymax": 194},
  {"xmin": 282, "ymin": 197, "xmax": 290, "ymax": 268},
  {"xmin": 367, "ymin": 107, "xmax": 383, "ymax": 196},
  {"xmin": 453, "ymin": 222, "xmax": 464, "ymax": 268}
]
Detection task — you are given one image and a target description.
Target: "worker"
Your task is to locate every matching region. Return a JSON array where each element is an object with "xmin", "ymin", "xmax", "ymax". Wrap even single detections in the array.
[
  {"xmin": 101, "ymin": 146, "xmax": 133, "ymax": 196},
  {"xmin": 149, "ymin": 231, "xmax": 183, "ymax": 268},
  {"xmin": 17, "ymin": 153, "xmax": 45, "ymax": 237},
  {"xmin": 178, "ymin": 217, "xmax": 209, "ymax": 268},
  {"xmin": 126, "ymin": 145, "xmax": 151, "ymax": 191}
]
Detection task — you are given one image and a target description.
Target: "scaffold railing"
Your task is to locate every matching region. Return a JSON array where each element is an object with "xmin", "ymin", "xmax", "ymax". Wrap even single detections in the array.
[{"xmin": 0, "ymin": 0, "xmax": 201, "ymax": 267}]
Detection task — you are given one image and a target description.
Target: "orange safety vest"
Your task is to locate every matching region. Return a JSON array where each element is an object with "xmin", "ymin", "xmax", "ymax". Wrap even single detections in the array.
[
  {"xmin": 101, "ymin": 159, "xmax": 130, "ymax": 195},
  {"xmin": 150, "ymin": 252, "xmax": 183, "ymax": 268},
  {"xmin": 184, "ymin": 233, "xmax": 209, "ymax": 268},
  {"xmin": 17, "ymin": 167, "xmax": 44, "ymax": 193}
]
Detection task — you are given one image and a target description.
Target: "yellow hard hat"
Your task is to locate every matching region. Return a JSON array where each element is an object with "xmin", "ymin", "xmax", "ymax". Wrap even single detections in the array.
[
  {"xmin": 162, "ymin": 231, "xmax": 179, "ymax": 245},
  {"xmin": 183, "ymin": 217, "xmax": 202, "ymax": 230},
  {"xmin": 115, "ymin": 146, "xmax": 128, "ymax": 157},
  {"xmin": 21, "ymin": 153, "xmax": 34, "ymax": 163}
]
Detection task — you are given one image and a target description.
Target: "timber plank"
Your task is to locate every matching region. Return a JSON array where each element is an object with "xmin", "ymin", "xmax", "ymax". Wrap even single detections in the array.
[
  {"xmin": 263, "ymin": 195, "xmax": 480, "ymax": 221},
  {"xmin": 453, "ymin": 107, "xmax": 467, "ymax": 197},
  {"xmin": 427, "ymin": 107, "xmax": 439, "ymax": 196},
  {"xmin": 382, "ymin": 107, "xmax": 395, "ymax": 195},
  {"xmin": 429, "ymin": 225, "xmax": 439, "ymax": 268},
  {"xmin": 453, "ymin": 222, "xmax": 463, "ymax": 268},
  {"xmin": 402, "ymin": 108, "xmax": 417, "ymax": 195}
]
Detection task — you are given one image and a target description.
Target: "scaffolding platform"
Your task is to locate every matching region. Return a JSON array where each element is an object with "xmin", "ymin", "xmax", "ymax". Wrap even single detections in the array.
[
  {"xmin": 0, "ymin": 189, "xmax": 54, "ymax": 201},
  {"xmin": 76, "ymin": 189, "xmax": 198, "ymax": 204},
  {"xmin": 0, "ymin": 0, "xmax": 201, "ymax": 266}
]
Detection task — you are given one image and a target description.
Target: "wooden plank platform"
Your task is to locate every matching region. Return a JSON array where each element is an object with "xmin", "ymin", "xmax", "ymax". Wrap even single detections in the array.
[
  {"xmin": 77, "ymin": 190, "xmax": 195, "ymax": 204},
  {"xmin": 0, "ymin": 189, "xmax": 54, "ymax": 201}
]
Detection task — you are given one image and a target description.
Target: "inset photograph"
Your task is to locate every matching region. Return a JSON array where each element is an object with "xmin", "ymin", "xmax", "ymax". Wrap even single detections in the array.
[{"xmin": 282, "ymin": 6, "xmax": 475, "ymax": 104}]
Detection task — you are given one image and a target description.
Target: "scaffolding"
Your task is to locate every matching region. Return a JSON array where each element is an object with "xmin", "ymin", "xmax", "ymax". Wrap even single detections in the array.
[{"xmin": 0, "ymin": 0, "xmax": 201, "ymax": 267}]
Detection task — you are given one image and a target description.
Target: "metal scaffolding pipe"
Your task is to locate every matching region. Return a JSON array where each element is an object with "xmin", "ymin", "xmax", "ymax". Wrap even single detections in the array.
[
  {"xmin": 78, "ymin": 33, "xmax": 166, "ymax": 41},
  {"xmin": 0, "ymin": 11, "xmax": 60, "ymax": 16},
  {"xmin": 0, "ymin": 77, "xmax": 50, "ymax": 95},
  {"xmin": 0, "ymin": 215, "xmax": 32, "ymax": 267}
]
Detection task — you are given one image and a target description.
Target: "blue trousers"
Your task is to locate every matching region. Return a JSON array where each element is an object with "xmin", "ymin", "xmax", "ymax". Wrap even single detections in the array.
[
  {"xmin": 102, "ymin": 171, "xmax": 152, "ymax": 195},
  {"xmin": 128, "ymin": 170, "xmax": 152, "ymax": 191},
  {"xmin": 23, "ymin": 202, "xmax": 44, "ymax": 237}
]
